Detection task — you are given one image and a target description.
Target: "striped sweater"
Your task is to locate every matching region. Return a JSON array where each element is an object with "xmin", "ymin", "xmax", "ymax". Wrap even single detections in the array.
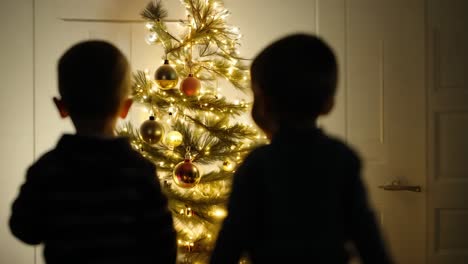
[{"xmin": 9, "ymin": 134, "xmax": 177, "ymax": 264}]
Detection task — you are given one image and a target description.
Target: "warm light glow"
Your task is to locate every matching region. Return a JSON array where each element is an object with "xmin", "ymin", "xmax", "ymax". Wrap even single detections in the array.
[
  {"xmin": 145, "ymin": 22, "xmax": 153, "ymax": 29},
  {"xmin": 222, "ymin": 159, "xmax": 236, "ymax": 171},
  {"xmin": 211, "ymin": 208, "xmax": 227, "ymax": 218},
  {"xmin": 145, "ymin": 33, "xmax": 158, "ymax": 44}
]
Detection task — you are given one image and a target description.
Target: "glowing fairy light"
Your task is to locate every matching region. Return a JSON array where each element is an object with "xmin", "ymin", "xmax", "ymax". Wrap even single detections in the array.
[
  {"xmin": 211, "ymin": 208, "xmax": 227, "ymax": 218},
  {"xmin": 145, "ymin": 22, "xmax": 154, "ymax": 29},
  {"xmin": 145, "ymin": 33, "xmax": 158, "ymax": 44}
]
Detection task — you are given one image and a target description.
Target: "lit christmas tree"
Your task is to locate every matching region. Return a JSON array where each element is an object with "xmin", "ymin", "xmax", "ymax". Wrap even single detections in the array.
[{"xmin": 117, "ymin": 0, "xmax": 266, "ymax": 262}]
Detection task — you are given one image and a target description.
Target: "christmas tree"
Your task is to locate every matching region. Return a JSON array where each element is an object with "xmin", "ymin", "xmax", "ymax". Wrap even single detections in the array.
[{"xmin": 117, "ymin": 0, "xmax": 266, "ymax": 262}]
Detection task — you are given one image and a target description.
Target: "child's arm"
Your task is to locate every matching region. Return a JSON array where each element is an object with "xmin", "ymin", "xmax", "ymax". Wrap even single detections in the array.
[
  {"xmin": 9, "ymin": 166, "xmax": 44, "ymax": 245},
  {"xmin": 345, "ymin": 154, "xmax": 394, "ymax": 264},
  {"xmin": 209, "ymin": 151, "xmax": 262, "ymax": 264},
  {"xmin": 139, "ymin": 166, "xmax": 177, "ymax": 263}
]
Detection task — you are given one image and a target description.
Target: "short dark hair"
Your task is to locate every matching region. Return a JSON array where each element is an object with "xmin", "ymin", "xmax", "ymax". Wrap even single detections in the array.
[
  {"xmin": 250, "ymin": 33, "xmax": 337, "ymax": 120},
  {"xmin": 58, "ymin": 40, "xmax": 130, "ymax": 119}
]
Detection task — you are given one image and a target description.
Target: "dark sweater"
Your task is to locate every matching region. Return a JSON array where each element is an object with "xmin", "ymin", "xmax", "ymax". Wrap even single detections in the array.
[
  {"xmin": 9, "ymin": 134, "xmax": 177, "ymax": 264},
  {"xmin": 210, "ymin": 126, "xmax": 393, "ymax": 264}
]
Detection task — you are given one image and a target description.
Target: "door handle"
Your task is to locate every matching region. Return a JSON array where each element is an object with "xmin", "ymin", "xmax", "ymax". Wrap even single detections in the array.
[{"xmin": 378, "ymin": 180, "xmax": 421, "ymax": 192}]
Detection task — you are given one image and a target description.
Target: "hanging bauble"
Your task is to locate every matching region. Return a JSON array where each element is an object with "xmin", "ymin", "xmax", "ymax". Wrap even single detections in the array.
[
  {"xmin": 155, "ymin": 59, "xmax": 178, "ymax": 90},
  {"xmin": 173, "ymin": 150, "xmax": 200, "ymax": 189},
  {"xmin": 180, "ymin": 73, "xmax": 201, "ymax": 96},
  {"xmin": 145, "ymin": 32, "xmax": 158, "ymax": 45},
  {"xmin": 222, "ymin": 159, "xmax": 236, "ymax": 172},
  {"xmin": 164, "ymin": 130, "xmax": 183, "ymax": 148},
  {"xmin": 140, "ymin": 116, "xmax": 164, "ymax": 144}
]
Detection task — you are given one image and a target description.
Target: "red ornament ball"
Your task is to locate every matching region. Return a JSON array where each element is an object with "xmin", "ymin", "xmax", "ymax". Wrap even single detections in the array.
[
  {"xmin": 173, "ymin": 158, "xmax": 200, "ymax": 189},
  {"xmin": 180, "ymin": 73, "xmax": 201, "ymax": 96}
]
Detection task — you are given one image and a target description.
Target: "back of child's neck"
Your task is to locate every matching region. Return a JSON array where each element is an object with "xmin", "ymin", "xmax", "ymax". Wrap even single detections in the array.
[
  {"xmin": 278, "ymin": 118, "xmax": 318, "ymax": 130},
  {"xmin": 72, "ymin": 118, "xmax": 117, "ymax": 138},
  {"xmin": 73, "ymin": 124, "xmax": 117, "ymax": 138},
  {"xmin": 75, "ymin": 131, "xmax": 117, "ymax": 139}
]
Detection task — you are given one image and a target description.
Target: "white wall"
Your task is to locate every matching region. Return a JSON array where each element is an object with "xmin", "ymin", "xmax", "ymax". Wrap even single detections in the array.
[{"xmin": 0, "ymin": 0, "xmax": 36, "ymax": 263}]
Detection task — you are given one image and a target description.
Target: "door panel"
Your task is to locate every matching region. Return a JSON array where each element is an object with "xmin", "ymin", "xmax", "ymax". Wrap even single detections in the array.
[
  {"xmin": 344, "ymin": 1, "xmax": 426, "ymax": 263},
  {"xmin": 428, "ymin": 0, "xmax": 468, "ymax": 263}
]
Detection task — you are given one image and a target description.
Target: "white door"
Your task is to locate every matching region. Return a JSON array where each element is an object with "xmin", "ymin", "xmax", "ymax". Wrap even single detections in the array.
[
  {"xmin": 34, "ymin": 1, "xmax": 427, "ymax": 264},
  {"xmin": 319, "ymin": 0, "xmax": 427, "ymax": 263},
  {"xmin": 427, "ymin": 0, "xmax": 468, "ymax": 263}
]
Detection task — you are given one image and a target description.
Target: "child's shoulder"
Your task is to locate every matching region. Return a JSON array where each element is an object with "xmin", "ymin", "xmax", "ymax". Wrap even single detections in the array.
[
  {"xmin": 321, "ymin": 132, "xmax": 362, "ymax": 167},
  {"xmin": 29, "ymin": 147, "xmax": 61, "ymax": 170}
]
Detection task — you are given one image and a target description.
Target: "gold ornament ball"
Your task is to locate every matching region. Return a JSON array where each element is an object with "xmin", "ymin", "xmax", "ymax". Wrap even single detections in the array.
[
  {"xmin": 173, "ymin": 159, "xmax": 200, "ymax": 189},
  {"xmin": 140, "ymin": 116, "xmax": 164, "ymax": 144},
  {"xmin": 180, "ymin": 73, "xmax": 201, "ymax": 96},
  {"xmin": 165, "ymin": 130, "xmax": 183, "ymax": 147},
  {"xmin": 222, "ymin": 159, "xmax": 236, "ymax": 171},
  {"xmin": 155, "ymin": 59, "xmax": 179, "ymax": 90}
]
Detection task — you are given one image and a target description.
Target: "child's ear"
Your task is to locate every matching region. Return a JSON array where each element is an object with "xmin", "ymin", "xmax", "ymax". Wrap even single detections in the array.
[
  {"xmin": 119, "ymin": 98, "xmax": 133, "ymax": 119},
  {"xmin": 320, "ymin": 96, "xmax": 335, "ymax": 115},
  {"xmin": 52, "ymin": 97, "xmax": 69, "ymax": 118}
]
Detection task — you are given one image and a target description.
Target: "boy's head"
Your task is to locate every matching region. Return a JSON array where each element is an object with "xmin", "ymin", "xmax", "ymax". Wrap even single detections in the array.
[
  {"xmin": 54, "ymin": 40, "xmax": 132, "ymax": 133},
  {"xmin": 250, "ymin": 33, "xmax": 338, "ymax": 135}
]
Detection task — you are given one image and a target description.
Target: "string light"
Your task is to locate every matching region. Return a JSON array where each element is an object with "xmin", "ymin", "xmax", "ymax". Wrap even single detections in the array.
[
  {"xmin": 211, "ymin": 208, "xmax": 227, "ymax": 218},
  {"xmin": 145, "ymin": 22, "xmax": 154, "ymax": 29},
  {"xmin": 132, "ymin": 1, "xmax": 265, "ymax": 261}
]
